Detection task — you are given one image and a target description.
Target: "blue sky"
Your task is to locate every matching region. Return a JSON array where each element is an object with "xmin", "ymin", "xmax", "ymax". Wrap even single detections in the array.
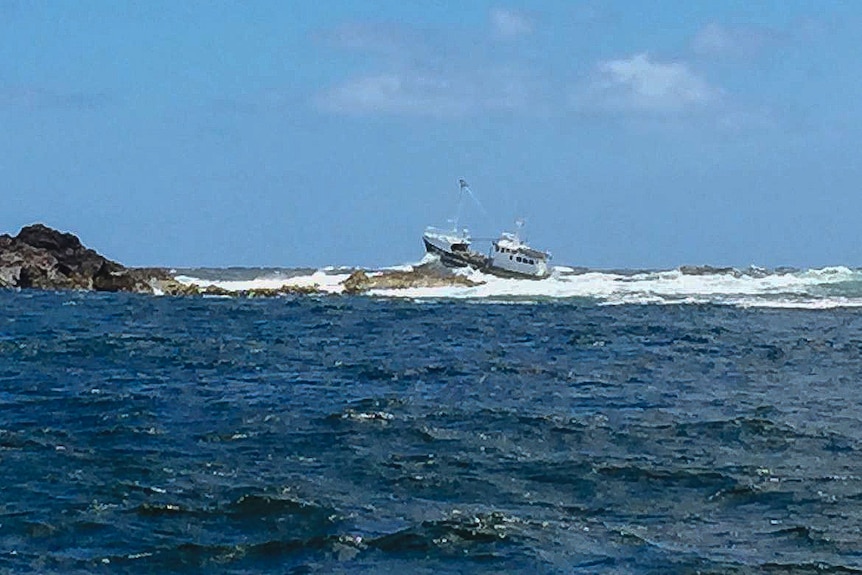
[{"xmin": 2, "ymin": 1, "xmax": 862, "ymax": 268}]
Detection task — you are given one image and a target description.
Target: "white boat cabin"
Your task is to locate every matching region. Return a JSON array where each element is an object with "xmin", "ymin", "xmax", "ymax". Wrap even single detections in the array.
[{"xmin": 489, "ymin": 231, "xmax": 550, "ymax": 278}]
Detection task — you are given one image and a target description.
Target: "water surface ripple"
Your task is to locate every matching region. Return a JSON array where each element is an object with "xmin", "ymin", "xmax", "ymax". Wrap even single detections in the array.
[{"xmin": 2, "ymin": 291, "xmax": 862, "ymax": 573}]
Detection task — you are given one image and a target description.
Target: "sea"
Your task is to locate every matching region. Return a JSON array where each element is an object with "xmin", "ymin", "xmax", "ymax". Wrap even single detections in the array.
[{"xmin": 4, "ymin": 261, "xmax": 862, "ymax": 573}]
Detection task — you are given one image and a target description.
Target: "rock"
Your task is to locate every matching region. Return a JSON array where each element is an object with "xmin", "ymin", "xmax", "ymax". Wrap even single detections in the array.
[
  {"xmin": 92, "ymin": 262, "xmax": 161, "ymax": 293},
  {"xmin": 16, "ymin": 224, "xmax": 110, "ymax": 281},
  {"xmin": 156, "ymin": 282, "xmax": 325, "ymax": 298},
  {"xmin": 159, "ymin": 279, "xmax": 201, "ymax": 296},
  {"xmin": 342, "ymin": 270, "xmax": 370, "ymax": 294},
  {"xmin": 244, "ymin": 284, "xmax": 322, "ymax": 297},
  {"xmin": 0, "ymin": 223, "xmax": 169, "ymax": 294},
  {"xmin": 679, "ymin": 265, "xmax": 740, "ymax": 277},
  {"xmin": 203, "ymin": 285, "xmax": 233, "ymax": 296},
  {"xmin": 341, "ymin": 266, "xmax": 483, "ymax": 294}
]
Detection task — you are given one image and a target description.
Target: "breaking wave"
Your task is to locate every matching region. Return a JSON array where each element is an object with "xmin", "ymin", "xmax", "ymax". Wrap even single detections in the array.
[{"xmin": 174, "ymin": 261, "xmax": 862, "ymax": 308}]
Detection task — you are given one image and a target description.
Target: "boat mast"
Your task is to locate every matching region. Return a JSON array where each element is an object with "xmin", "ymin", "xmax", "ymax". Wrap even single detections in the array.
[{"xmin": 453, "ymin": 179, "xmax": 469, "ymax": 233}]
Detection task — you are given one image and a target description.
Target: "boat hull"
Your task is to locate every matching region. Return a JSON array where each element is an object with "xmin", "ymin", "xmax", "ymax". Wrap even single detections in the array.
[
  {"xmin": 484, "ymin": 265, "xmax": 551, "ymax": 280},
  {"xmin": 423, "ymin": 238, "xmax": 487, "ymax": 269},
  {"xmin": 424, "ymin": 238, "xmax": 551, "ymax": 280}
]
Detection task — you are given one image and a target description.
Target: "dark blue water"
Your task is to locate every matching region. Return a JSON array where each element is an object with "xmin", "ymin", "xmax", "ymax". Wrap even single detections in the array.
[{"xmin": 3, "ymin": 291, "xmax": 862, "ymax": 573}]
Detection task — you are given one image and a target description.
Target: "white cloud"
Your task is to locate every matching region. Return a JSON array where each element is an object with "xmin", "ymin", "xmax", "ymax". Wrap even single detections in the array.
[
  {"xmin": 317, "ymin": 73, "xmax": 466, "ymax": 117},
  {"xmin": 318, "ymin": 22, "xmax": 407, "ymax": 55},
  {"xmin": 691, "ymin": 23, "xmax": 774, "ymax": 58},
  {"xmin": 317, "ymin": 67, "xmax": 536, "ymax": 117},
  {"xmin": 575, "ymin": 53, "xmax": 719, "ymax": 114},
  {"xmin": 490, "ymin": 8, "xmax": 533, "ymax": 38},
  {"xmin": 315, "ymin": 15, "xmax": 544, "ymax": 117}
]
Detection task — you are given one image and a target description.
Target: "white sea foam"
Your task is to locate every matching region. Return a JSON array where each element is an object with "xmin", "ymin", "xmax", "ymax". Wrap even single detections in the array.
[
  {"xmin": 176, "ymin": 270, "xmax": 351, "ymax": 294},
  {"xmin": 175, "ymin": 264, "xmax": 862, "ymax": 308},
  {"xmin": 379, "ymin": 253, "xmax": 438, "ymax": 272}
]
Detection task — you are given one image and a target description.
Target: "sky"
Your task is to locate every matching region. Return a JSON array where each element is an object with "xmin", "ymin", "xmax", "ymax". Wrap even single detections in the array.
[{"xmin": 2, "ymin": 1, "xmax": 862, "ymax": 269}]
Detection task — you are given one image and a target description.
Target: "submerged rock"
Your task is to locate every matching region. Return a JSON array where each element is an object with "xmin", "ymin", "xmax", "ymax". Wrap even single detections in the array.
[
  {"xmin": 159, "ymin": 282, "xmax": 326, "ymax": 298},
  {"xmin": 679, "ymin": 264, "xmax": 740, "ymax": 277},
  {"xmin": 243, "ymin": 284, "xmax": 322, "ymax": 297}
]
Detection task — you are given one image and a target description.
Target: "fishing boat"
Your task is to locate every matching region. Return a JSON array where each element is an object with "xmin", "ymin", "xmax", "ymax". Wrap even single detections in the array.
[
  {"xmin": 421, "ymin": 226, "xmax": 487, "ymax": 269},
  {"xmin": 422, "ymin": 179, "xmax": 487, "ymax": 269},
  {"xmin": 422, "ymin": 180, "xmax": 552, "ymax": 280}
]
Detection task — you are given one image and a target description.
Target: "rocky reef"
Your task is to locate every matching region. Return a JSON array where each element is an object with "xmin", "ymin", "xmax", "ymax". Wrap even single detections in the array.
[
  {"xmin": 0, "ymin": 224, "xmax": 482, "ymax": 297},
  {"xmin": 0, "ymin": 224, "xmax": 171, "ymax": 294},
  {"xmin": 678, "ymin": 265, "xmax": 773, "ymax": 279}
]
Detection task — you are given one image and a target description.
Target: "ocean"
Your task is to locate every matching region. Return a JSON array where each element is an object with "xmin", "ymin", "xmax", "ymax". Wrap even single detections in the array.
[{"xmin": 3, "ymin": 264, "xmax": 862, "ymax": 573}]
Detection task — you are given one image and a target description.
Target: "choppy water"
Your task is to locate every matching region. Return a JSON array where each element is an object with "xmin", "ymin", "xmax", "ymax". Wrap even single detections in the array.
[{"xmin": 3, "ymin": 290, "xmax": 862, "ymax": 573}]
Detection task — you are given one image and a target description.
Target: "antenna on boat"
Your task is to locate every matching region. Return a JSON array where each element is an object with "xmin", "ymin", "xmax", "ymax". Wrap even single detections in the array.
[{"xmin": 514, "ymin": 218, "xmax": 525, "ymax": 241}]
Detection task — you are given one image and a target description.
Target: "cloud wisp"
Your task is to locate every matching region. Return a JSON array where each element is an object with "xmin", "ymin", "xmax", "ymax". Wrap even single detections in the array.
[
  {"xmin": 315, "ymin": 10, "xmax": 542, "ymax": 118},
  {"xmin": 489, "ymin": 8, "xmax": 533, "ymax": 39},
  {"xmin": 0, "ymin": 85, "xmax": 110, "ymax": 112},
  {"xmin": 315, "ymin": 16, "xmax": 749, "ymax": 125},
  {"xmin": 317, "ymin": 21, "xmax": 415, "ymax": 57},
  {"xmin": 691, "ymin": 22, "xmax": 776, "ymax": 59},
  {"xmin": 317, "ymin": 73, "xmax": 466, "ymax": 117},
  {"xmin": 574, "ymin": 53, "xmax": 720, "ymax": 114},
  {"xmin": 316, "ymin": 67, "xmax": 537, "ymax": 118}
]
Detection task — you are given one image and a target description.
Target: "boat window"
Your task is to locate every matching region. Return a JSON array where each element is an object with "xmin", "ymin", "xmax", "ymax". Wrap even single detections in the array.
[{"xmin": 452, "ymin": 244, "xmax": 467, "ymax": 252}]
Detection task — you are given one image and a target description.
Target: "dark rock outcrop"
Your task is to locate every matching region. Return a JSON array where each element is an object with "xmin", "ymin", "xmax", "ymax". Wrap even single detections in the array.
[{"xmin": 0, "ymin": 224, "xmax": 169, "ymax": 294}]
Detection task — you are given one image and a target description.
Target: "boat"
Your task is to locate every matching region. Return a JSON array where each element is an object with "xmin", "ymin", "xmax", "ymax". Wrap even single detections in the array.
[
  {"xmin": 421, "ymin": 226, "xmax": 487, "ymax": 269},
  {"xmin": 487, "ymin": 220, "xmax": 552, "ymax": 279},
  {"xmin": 422, "ymin": 179, "xmax": 488, "ymax": 269},
  {"xmin": 422, "ymin": 180, "xmax": 552, "ymax": 280}
]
